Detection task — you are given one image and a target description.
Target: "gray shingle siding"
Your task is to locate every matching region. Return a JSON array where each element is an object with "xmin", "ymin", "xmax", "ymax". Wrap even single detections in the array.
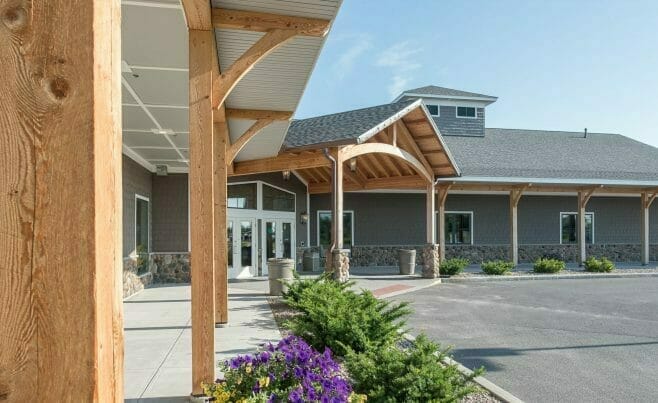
[
  {"xmin": 310, "ymin": 193, "xmax": 658, "ymax": 246},
  {"xmin": 152, "ymin": 174, "xmax": 188, "ymax": 252},
  {"xmin": 432, "ymin": 106, "xmax": 485, "ymax": 137}
]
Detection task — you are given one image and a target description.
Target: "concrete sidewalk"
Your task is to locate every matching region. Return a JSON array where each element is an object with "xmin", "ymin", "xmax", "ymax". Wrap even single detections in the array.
[
  {"xmin": 124, "ymin": 285, "xmax": 280, "ymax": 402},
  {"xmin": 123, "ymin": 270, "xmax": 439, "ymax": 402}
]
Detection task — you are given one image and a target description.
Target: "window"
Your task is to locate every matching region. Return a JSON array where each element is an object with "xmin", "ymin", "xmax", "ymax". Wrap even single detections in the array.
[
  {"xmin": 456, "ymin": 106, "xmax": 476, "ymax": 118},
  {"xmin": 228, "ymin": 183, "xmax": 257, "ymax": 209},
  {"xmin": 425, "ymin": 104, "xmax": 439, "ymax": 116},
  {"xmin": 135, "ymin": 195, "xmax": 149, "ymax": 253},
  {"xmin": 262, "ymin": 184, "xmax": 295, "ymax": 212},
  {"xmin": 443, "ymin": 212, "xmax": 473, "ymax": 245},
  {"xmin": 317, "ymin": 211, "xmax": 354, "ymax": 247},
  {"xmin": 561, "ymin": 212, "xmax": 594, "ymax": 244}
]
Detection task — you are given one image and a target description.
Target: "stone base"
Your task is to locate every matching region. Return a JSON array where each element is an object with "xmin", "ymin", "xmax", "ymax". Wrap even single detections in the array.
[
  {"xmin": 151, "ymin": 253, "xmax": 190, "ymax": 283},
  {"xmin": 421, "ymin": 244, "xmax": 440, "ymax": 279},
  {"xmin": 123, "ymin": 257, "xmax": 153, "ymax": 298},
  {"xmin": 331, "ymin": 249, "xmax": 350, "ymax": 282}
]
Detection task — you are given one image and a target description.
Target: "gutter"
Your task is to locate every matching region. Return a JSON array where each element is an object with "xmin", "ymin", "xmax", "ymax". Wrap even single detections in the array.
[
  {"xmin": 436, "ymin": 176, "xmax": 658, "ymax": 188},
  {"xmin": 323, "ymin": 148, "xmax": 337, "ymax": 252}
]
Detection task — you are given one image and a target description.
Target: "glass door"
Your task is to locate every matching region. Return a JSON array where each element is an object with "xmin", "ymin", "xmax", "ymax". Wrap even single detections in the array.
[
  {"xmin": 262, "ymin": 219, "xmax": 295, "ymax": 275},
  {"xmin": 227, "ymin": 219, "xmax": 256, "ymax": 279}
]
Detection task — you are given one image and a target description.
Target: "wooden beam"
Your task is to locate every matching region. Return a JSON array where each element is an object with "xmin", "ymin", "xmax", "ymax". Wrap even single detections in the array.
[
  {"xmin": 227, "ymin": 119, "xmax": 274, "ymax": 164},
  {"xmin": 181, "ymin": 0, "xmax": 212, "ymax": 30},
  {"xmin": 395, "ymin": 120, "xmax": 435, "ymax": 179},
  {"xmin": 437, "ymin": 184, "xmax": 453, "ymax": 262},
  {"xmin": 427, "ymin": 184, "xmax": 436, "ymax": 244},
  {"xmin": 341, "ymin": 142, "xmax": 433, "ymax": 183},
  {"xmin": 0, "ymin": 0, "xmax": 123, "ymax": 400},
  {"xmin": 225, "ymin": 108, "xmax": 293, "ymax": 121},
  {"xmin": 308, "ymin": 175, "xmax": 427, "ymax": 194},
  {"xmin": 189, "ymin": 29, "xmax": 216, "ymax": 394},
  {"xmin": 332, "ymin": 148, "xmax": 345, "ymax": 250},
  {"xmin": 213, "ymin": 119, "xmax": 229, "ymax": 324},
  {"xmin": 343, "ymin": 165, "xmax": 366, "ymax": 188},
  {"xmin": 212, "ymin": 8, "xmax": 330, "ymax": 37},
  {"xmin": 641, "ymin": 193, "xmax": 651, "ymax": 265},
  {"xmin": 509, "ymin": 190, "xmax": 521, "ymax": 265},
  {"xmin": 232, "ymin": 152, "xmax": 330, "ymax": 176},
  {"xmin": 577, "ymin": 190, "xmax": 594, "ymax": 265},
  {"xmin": 213, "ymin": 29, "xmax": 297, "ymax": 109}
]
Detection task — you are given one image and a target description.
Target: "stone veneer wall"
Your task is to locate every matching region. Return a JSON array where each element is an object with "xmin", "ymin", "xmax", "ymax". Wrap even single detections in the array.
[
  {"xmin": 322, "ymin": 244, "xmax": 658, "ymax": 267},
  {"xmin": 123, "ymin": 257, "xmax": 152, "ymax": 298}
]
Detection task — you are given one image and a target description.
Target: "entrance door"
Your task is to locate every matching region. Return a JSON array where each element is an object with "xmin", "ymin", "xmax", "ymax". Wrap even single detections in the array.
[
  {"xmin": 227, "ymin": 218, "xmax": 256, "ymax": 279},
  {"xmin": 262, "ymin": 219, "xmax": 295, "ymax": 275}
]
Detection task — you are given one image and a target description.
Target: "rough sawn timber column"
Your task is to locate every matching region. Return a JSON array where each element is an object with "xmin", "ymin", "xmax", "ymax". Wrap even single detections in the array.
[
  {"xmin": 0, "ymin": 0, "xmax": 123, "ymax": 400},
  {"xmin": 189, "ymin": 29, "xmax": 216, "ymax": 394}
]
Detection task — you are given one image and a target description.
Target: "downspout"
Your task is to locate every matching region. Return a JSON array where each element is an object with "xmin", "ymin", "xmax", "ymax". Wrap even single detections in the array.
[{"xmin": 323, "ymin": 148, "xmax": 337, "ymax": 252}]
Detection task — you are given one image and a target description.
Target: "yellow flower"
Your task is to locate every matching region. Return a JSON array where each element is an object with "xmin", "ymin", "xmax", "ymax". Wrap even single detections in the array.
[
  {"xmin": 259, "ymin": 376, "xmax": 270, "ymax": 388},
  {"xmin": 245, "ymin": 364, "xmax": 253, "ymax": 374},
  {"xmin": 348, "ymin": 392, "xmax": 368, "ymax": 403}
]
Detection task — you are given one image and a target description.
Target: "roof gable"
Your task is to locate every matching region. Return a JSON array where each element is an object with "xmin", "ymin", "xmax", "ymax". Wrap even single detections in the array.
[{"xmin": 395, "ymin": 85, "xmax": 497, "ymax": 102}]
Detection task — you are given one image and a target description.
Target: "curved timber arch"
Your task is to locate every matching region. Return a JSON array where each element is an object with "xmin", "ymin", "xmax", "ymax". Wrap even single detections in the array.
[{"xmin": 340, "ymin": 142, "xmax": 434, "ymax": 183}]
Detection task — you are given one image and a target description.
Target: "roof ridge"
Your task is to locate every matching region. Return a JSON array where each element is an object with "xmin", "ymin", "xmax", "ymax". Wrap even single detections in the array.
[
  {"xmin": 485, "ymin": 127, "xmax": 621, "ymax": 136},
  {"xmin": 292, "ymin": 99, "xmax": 415, "ymax": 123}
]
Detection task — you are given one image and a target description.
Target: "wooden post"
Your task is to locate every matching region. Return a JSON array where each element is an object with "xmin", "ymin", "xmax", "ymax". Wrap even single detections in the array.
[
  {"xmin": 214, "ymin": 118, "xmax": 229, "ymax": 324},
  {"xmin": 332, "ymin": 148, "xmax": 345, "ymax": 250},
  {"xmin": 437, "ymin": 184, "xmax": 451, "ymax": 262},
  {"xmin": 577, "ymin": 189, "xmax": 595, "ymax": 265},
  {"xmin": 426, "ymin": 184, "xmax": 436, "ymax": 244},
  {"xmin": 189, "ymin": 29, "xmax": 216, "ymax": 394},
  {"xmin": 509, "ymin": 188, "xmax": 524, "ymax": 265},
  {"xmin": 641, "ymin": 192, "xmax": 656, "ymax": 265},
  {"xmin": 0, "ymin": 0, "xmax": 123, "ymax": 400}
]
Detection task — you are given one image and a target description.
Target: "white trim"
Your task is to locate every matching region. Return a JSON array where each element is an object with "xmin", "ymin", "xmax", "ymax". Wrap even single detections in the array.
[
  {"xmin": 134, "ymin": 194, "xmax": 150, "ymax": 255},
  {"xmin": 393, "ymin": 92, "xmax": 497, "ymax": 104},
  {"xmin": 438, "ymin": 211, "xmax": 474, "ymax": 245},
  {"xmin": 123, "ymin": 145, "xmax": 156, "ymax": 172},
  {"xmin": 316, "ymin": 210, "xmax": 355, "ymax": 247},
  {"xmin": 439, "ymin": 176, "xmax": 658, "ymax": 188},
  {"xmin": 356, "ymin": 99, "xmax": 424, "ymax": 144},
  {"xmin": 292, "ymin": 170, "xmax": 308, "ymax": 186},
  {"xmin": 559, "ymin": 211, "xmax": 595, "ymax": 245},
  {"xmin": 306, "ymin": 190, "xmax": 311, "ymax": 248},
  {"xmin": 456, "ymin": 106, "xmax": 477, "ymax": 119},
  {"xmin": 121, "ymin": 0, "xmax": 182, "ymax": 9},
  {"xmin": 424, "ymin": 102, "xmax": 440, "ymax": 117}
]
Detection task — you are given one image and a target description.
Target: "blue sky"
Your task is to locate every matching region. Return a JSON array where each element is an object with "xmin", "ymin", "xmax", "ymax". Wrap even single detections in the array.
[{"xmin": 296, "ymin": 0, "xmax": 658, "ymax": 148}]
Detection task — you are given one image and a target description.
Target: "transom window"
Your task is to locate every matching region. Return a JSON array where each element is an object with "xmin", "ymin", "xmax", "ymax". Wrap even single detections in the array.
[
  {"xmin": 560, "ymin": 212, "xmax": 594, "ymax": 244},
  {"xmin": 228, "ymin": 183, "xmax": 257, "ymax": 209},
  {"xmin": 135, "ymin": 195, "xmax": 149, "ymax": 253},
  {"xmin": 444, "ymin": 212, "xmax": 473, "ymax": 245},
  {"xmin": 262, "ymin": 184, "xmax": 295, "ymax": 212},
  {"xmin": 425, "ymin": 104, "xmax": 439, "ymax": 116},
  {"xmin": 456, "ymin": 106, "xmax": 476, "ymax": 118},
  {"xmin": 317, "ymin": 211, "xmax": 354, "ymax": 247}
]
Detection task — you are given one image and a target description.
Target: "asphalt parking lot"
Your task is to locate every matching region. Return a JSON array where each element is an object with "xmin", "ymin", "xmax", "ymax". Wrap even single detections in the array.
[{"xmin": 392, "ymin": 278, "xmax": 658, "ymax": 403}]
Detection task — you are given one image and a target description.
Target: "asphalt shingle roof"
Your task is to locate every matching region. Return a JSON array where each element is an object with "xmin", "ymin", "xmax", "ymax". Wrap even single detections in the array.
[
  {"xmin": 402, "ymin": 85, "xmax": 496, "ymax": 99},
  {"xmin": 284, "ymin": 100, "xmax": 416, "ymax": 149},
  {"xmin": 443, "ymin": 128, "xmax": 658, "ymax": 182}
]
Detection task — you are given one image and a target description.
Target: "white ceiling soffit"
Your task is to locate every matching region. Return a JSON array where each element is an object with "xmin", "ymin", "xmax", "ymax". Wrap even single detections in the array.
[
  {"xmin": 121, "ymin": 0, "xmax": 341, "ymax": 173},
  {"xmin": 214, "ymin": 0, "xmax": 341, "ymax": 162}
]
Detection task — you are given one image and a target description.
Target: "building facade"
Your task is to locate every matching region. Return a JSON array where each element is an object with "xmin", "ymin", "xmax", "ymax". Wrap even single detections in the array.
[{"xmin": 122, "ymin": 85, "xmax": 658, "ymax": 294}]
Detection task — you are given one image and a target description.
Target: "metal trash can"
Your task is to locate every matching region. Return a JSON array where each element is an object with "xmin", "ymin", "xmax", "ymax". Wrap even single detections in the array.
[
  {"xmin": 302, "ymin": 249, "xmax": 320, "ymax": 272},
  {"xmin": 398, "ymin": 249, "xmax": 416, "ymax": 275},
  {"xmin": 268, "ymin": 258, "xmax": 295, "ymax": 296}
]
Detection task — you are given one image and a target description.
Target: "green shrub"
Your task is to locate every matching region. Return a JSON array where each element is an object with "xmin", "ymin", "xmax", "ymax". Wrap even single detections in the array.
[
  {"xmin": 135, "ymin": 245, "xmax": 149, "ymax": 275},
  {"xmin": 282, "ymin": 276, "xmax": 411, "ymax": 356},
  {"xmin": 345, "ymin": 334, "xmax": 483, "ymax": 403},
  {"xmin": 481, "ymin": 260, "xmax": 514, "ymax": 275},
  {"xmin": 584, "ymin": 257, "xmax": 615, "ymax": 272},
  {"xmin": 440, "ymin": 258, "xmax": 470, "ymax": 276},
  {"xmin": 533, "ymin": 258, "xmax": 566, "ymax": 274}
]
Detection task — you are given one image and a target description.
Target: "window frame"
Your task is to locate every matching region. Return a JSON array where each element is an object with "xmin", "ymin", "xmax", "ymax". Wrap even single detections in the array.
[
  {"xmin": 316, "ymin": 210, "xmax": 355, "ymax": 247},
  {"xmin": 441, "ymin": 210, "xmax": 474, "ymax": 245},
  {"xmin": 559, "ymin": 212, "xmax": 595, "ymax": 245},
  {"xmin": 456, "ymin": 106, "xmax": 477, "ymax": 119},
  {"xmin": 134, "ymin": 194, "xmax": 150, "ymax": 254},
  {"xmin": 227, "ymin": 181, "xmax": 259, "ymax": 210},
  {"xmin": 261, "ymin": 182, "xmax": 296, "ymax": 213},
  {"xmin": 425, "ymin": 103, "xmax": 440, "ymax": 117}
]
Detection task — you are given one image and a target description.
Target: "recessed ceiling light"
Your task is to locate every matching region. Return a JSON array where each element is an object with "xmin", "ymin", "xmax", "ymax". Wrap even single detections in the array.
[{"xmin": 151, "ymin": 128, "xmax": 174, "ymax": 135}]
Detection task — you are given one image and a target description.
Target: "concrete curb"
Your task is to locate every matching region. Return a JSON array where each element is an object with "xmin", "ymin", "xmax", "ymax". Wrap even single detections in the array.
[
  {"xmin": 442, "ymin": 271, "xmax": 658, "ymax": 283},
  {"xmin": 403, "ymin": 333, "xmax": 524, "ymax": 403}
]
